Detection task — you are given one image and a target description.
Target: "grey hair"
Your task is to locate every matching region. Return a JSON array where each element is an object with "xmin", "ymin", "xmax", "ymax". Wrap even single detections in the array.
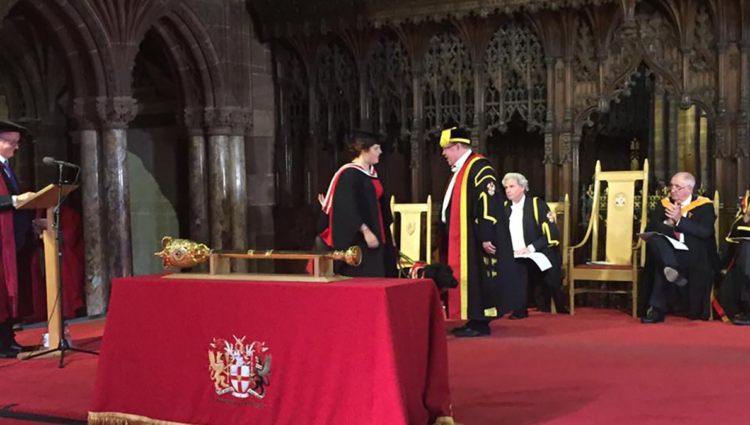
[
  {"xmin": 673, "ymin": 172, "xmax": 696, "ymax": 189},
  {"xmin": 502, "ymin": 172, "xmax": 529, "ymax": 192}
]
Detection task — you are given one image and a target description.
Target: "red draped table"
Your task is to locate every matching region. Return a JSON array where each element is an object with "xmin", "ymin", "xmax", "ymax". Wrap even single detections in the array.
[{"xmin": 88, "ymin": 275, "xmax": 452, "ymax": 425}]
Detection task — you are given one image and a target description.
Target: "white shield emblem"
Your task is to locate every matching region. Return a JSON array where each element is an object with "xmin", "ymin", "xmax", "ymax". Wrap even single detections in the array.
[{"xmin": 230, "ymin": 364, "xmax": 251, "ymax": 398}]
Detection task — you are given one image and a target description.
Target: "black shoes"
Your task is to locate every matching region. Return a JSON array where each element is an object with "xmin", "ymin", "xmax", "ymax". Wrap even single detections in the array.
[
  {"xmin": 452, "ymin": 320, "xmax": 491, "ymax": 338},
  {"xmin": 731, "ymin": 313, "xmax": 750, "ymax": 326},
  {"xmin": 452, "ymin": 327, "xmax": 490, "ymax": 337},
  {"xmin": 9, "ymin": 340, "xmax": 33, "ymax": 353},
  {"xmin": 509, "ymin": 310, "xmax": 528, "ymax": 320},
  {"xmin": 0, "ymin": 348, "xmax": 18, "ymax": 359},
  {"xmin": 641, "ymin": 308, "xmax": 665, "ymax": 324},
  {"xmin": 664, "ymin": 267, "xmax": 687, "ymax": 287}
]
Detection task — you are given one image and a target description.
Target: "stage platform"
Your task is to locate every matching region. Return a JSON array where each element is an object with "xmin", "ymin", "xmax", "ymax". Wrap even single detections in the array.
[{"xmin": 1, "ymin": 308, "xmax": 749, "ymax": 425}]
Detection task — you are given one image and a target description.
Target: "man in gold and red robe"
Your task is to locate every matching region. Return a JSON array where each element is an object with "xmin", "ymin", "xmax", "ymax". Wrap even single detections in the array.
[{"xmin": 439, "ymin": 125, "xmax": 519, "ymax": 337}]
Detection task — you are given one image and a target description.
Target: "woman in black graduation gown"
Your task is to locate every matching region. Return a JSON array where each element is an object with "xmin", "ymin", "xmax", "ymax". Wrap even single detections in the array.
[{"xmin": 316, "ymin": 131, "xmax": 397, "ymax": 277}]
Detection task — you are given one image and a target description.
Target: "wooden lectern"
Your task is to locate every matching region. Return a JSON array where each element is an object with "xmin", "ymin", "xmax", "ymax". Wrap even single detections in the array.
[{"xmin": 16, "ymin": 184, "xmax": 78, "ymax": 357}]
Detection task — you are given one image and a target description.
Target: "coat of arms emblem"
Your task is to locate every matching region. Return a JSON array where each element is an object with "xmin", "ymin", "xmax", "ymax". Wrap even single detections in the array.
[{"xmin": 208, "ymin": 336, "xmax": 272, "ymax": 399}]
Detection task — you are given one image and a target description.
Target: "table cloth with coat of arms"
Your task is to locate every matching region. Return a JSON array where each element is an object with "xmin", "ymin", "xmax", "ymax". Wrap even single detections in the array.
[{"xmin": 88, "ymin": 275, "xmax": 452, "ymax": 425}]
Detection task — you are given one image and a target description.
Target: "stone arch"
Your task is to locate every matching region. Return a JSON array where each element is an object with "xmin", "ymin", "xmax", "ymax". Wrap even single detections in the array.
[
  {"xmin": 8, "ymin": 0, "xmax": 107, "ymax": 99},
  {"xmin": 153, "ymin": 3, "xmax": 224, "ymax": 109}
]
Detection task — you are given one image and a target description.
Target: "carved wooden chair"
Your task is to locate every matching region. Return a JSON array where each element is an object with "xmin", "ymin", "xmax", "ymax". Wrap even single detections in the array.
[
  {"xmin": 546, "ymin": 194, "xmax": 570, "ymax": 314},
  {"xmin": 390, "ymin": 195, "xmax": 433, "ymax": 273},
  {"xmin": 568, "ymin": 160, "xmax": 649, "ymax": 318},
  {"xmin": 710, "ymin": 190, "xmax": 720, "ymax": 321}
]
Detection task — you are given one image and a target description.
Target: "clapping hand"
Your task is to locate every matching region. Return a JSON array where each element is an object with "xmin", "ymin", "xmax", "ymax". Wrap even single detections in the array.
[{"xmin": 665, "ymin": 203, "xmax": 682, "ymax": 225}]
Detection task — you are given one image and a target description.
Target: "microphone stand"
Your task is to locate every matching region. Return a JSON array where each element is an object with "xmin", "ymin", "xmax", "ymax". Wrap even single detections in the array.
[{"xmin": 23, "ymin": 163, "xmax": 98, "ymax": 368}]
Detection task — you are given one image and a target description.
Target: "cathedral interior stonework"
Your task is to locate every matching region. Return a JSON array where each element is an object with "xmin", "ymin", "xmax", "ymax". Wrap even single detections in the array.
[{"xmin": 0, "ymin": 0, "xmax": 748, "ymax": 313}]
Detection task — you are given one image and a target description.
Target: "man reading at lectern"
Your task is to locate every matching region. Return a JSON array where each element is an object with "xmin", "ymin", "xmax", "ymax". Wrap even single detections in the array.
[
  {"xmin": 642, "ymin": 172, "xmax": 718, "ymax": 324},
  {"xmin": 0, "ymin": 120, "xmax": 36, "ymax": 358}
]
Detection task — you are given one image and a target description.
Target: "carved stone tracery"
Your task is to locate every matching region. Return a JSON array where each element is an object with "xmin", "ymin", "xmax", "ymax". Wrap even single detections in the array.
[
  {"xmin": 316, "ymin": 42, "xmax": 359, "ymax": 150},
  {"xmin": 366, "ymin": 36, "xmax": 413, "ymax": 140},
  {"xmin": 484, "ymin": 22, "xmax": 547, "ymax": 135},
  {"xmin": 686, "ymin": 4, "xmax": 717, "ymax": 107},
  {"xmin": 422, "ymin": 32, "xmax": 473, "ymax": 136},
  {"xmin": 573, "ymin": 17, "xmax": 598, "ymax": 116}
]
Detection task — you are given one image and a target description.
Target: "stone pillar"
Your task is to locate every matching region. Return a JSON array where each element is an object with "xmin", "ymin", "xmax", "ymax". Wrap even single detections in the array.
[
  {"xmin": 205, "ymin": 108, "xmax": 232, "ymax": 250},
  {"xmin": 228, "ymin": 111, "xmax": 250, "ymax": 272},
  {"xmin": 250, "ymin": 38, "xmax": 277, "ymax": 273},
  {"xmin": 97, "ymin": 97, "xmax": 138, "ymax": 282},
  {"xmin": 73, "ymin": 98, "xmax": 108, "ymax": 314},
  {"xmin": 185, "ymin": 109, "xmax": 210, "ymax": 271},
  {"xmin": 185, "ymin": 109, "xmax": 210, "ymax": 244}
]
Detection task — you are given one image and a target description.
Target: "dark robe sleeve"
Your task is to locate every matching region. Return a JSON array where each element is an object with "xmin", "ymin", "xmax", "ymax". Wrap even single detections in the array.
[
  {"xmin": 529, "ymin": 198, "xmax": 560, "ymax": 252},
  {"xmin": 675, "ymin": 204, "xmax": 715, "ymax": 240},
  {"xmin": 330, "ymin": 169, "xmax": 366, "ymax": 250},
  {"xmin": 0, "ymin": 195, "xmax": 12, "ymax": 211},
  {"xmin": 472, "ymin": 162, "xmax": 499, "ymax": 244}
]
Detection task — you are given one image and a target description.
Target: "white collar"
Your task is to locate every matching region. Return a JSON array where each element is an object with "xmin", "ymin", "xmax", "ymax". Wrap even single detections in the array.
[
  {"xmin": 680, "ymin": 195, "xmax": 692, "ymax": 207},
  {"xmin": 0, "ymin": 155, "xmax": 8, "ymax": 164},
  {"xmin": 512, "ymin": 195, "xmax": 526, "ymax": 209},
  {"xmin": 451, "ymin": 149, "xmax": 472, "ymax": 173}
]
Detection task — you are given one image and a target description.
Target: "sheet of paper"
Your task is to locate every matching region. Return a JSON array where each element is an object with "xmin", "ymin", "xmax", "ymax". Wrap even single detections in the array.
[
  {"xmin": 514, "ymin": 252, "xmax": 552, "ymax": 272},
  {"xmin": 637, "ymin": 232, "xmax": 689, "ymax": 251}
]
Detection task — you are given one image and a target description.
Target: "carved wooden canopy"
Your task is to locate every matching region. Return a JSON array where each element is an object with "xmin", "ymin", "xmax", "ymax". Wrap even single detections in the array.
[{"xmin": 251, "ymin": 0, "xmax": 617, "ymax": 38}]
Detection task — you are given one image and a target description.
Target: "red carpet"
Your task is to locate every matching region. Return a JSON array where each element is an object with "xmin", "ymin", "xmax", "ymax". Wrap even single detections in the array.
[
  {"xmin": 0, "ymin": 319, "xmax": 102, "ymax": 424},
  {"xmin": 2, "ymin": 310, "xmax": 750, "ymax": 424}
]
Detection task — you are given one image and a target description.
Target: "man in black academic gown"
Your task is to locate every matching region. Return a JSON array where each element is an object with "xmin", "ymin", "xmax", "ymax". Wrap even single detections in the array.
[
  {"xmin": 502, "ymin": 172, "xmax": 565, "ymax": 319},
  {"xmin": 642, "ymin": 172, "xmax": 718, "ymax": 323},
  {"xmin": 439, "ymin": 125, "xmax": 519, "ymax": 337},
  {"xmin": 719, "ymin": 193, "xmax": 750, "ymax": 325}
]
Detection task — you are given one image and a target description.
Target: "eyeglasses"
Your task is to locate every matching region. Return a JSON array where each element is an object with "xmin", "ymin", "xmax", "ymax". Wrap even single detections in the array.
[
  {"xmin": 0, "ymin": 136, "xmax": 20, "ymax": 146},
  {"xmin": 670, "ymin": 183, "xmax": 690, "ymax": 191}
]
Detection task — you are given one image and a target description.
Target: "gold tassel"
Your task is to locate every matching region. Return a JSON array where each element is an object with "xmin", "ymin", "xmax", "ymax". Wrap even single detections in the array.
[{"xmin": 88, "ymin": 412, "xmax": 196, "ymax": 425}]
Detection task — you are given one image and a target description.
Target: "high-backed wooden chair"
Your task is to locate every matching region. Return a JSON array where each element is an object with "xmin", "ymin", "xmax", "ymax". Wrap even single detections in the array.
[
  {"xmin": 546, "ymin": 194, "xmax": 570, "ymax": 314},
  {"xmin": 710, "ymin": 190, "xmax": 720, "ymax": 320},
  {"xmin": 390, "ymin": 196, "xmax": 432, "ymax": 271},
  {"xmin": 568, "ymin": 161, "xmax": 649, "ymax": 318}
]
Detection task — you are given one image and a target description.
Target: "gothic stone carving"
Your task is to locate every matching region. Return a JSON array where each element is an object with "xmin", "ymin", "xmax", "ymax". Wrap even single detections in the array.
[
  {"xmin": 366, "ymin": 35, "xmax": 413, "ymax": 142},
  {"xmin": 96, "ymin": 97, "xmax": 138, "ymax": 129},
  {"xmin": 484, "ymin": 22, "xmax": 547, "ymax": 135},
  {"xmin": 422, "ymin": 32, "xmax": 473, "ymax": 137}
]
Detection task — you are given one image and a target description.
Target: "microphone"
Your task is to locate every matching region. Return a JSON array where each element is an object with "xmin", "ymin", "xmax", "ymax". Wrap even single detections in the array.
[{"xmin": 42, "ymin": 156, "xmax": 80, "ymax": 168}]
